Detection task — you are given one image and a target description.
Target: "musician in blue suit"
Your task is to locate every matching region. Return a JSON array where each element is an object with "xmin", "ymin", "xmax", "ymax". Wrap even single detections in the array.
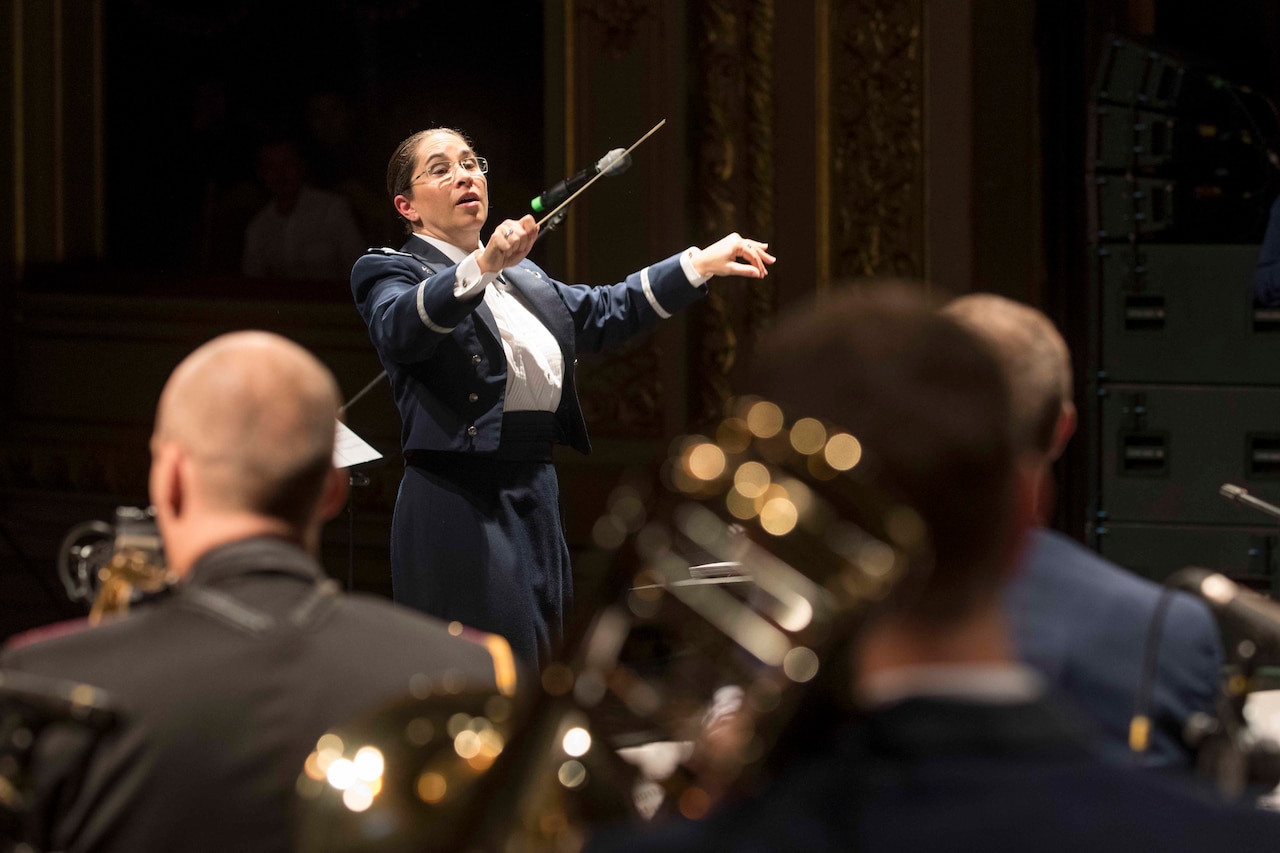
[
  {"xmin": 351, "ymin": 127, "xmax": 774, "ymax": 670},
  {"xmin": 945, "ymin": 293, "xmax": 1223, "ymax": 769}
]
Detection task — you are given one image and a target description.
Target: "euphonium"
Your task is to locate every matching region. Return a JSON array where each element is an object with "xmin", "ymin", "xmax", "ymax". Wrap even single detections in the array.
[
  {"xmin": 294, "ymin": 396, "xmax": 932, "ymax": 852},
  {"xmin": 57, "ymin": 506, "xmax": 172, "ymax": 624}
]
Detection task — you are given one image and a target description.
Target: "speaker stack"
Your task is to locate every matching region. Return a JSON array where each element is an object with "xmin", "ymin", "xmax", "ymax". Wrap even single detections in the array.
[{"xmin": 1087, "ymin": 36, "xmax": 1280, "ymax": 591}]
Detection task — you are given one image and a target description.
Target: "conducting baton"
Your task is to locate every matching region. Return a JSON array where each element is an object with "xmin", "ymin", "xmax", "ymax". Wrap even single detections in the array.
[{"xmin": 534, "ymin": 119, "xmax": 666, "ymax": 230}]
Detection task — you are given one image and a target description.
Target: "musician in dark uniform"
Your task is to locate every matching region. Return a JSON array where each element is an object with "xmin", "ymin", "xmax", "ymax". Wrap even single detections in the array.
[
  {"xmin": 351, "ymin": 127, "xmax": 775, "ymax": 669},
  {"xmin": 0, "ymin": 331, "xmax": 509, "ymax": 853},
  {"xmin": 584, "ymin": 284, "xmax": 1280, "ymax": 853}
]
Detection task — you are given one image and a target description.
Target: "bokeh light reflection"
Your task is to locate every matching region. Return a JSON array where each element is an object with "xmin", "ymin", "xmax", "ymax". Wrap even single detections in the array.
[
  {"xmin": 789, "ymin": 418, "xmax": 827, "ymax": 455},
  {"xmin": 760, "ymin": 497, "xmax": 799, "ymax": 536},
  {"xmin": 326, "ymin": 757, "xmax": 357, "ymax": 790},
  {"xmin": 733, "ymin": 462, "xmax": 771, "ymax": 499},
  {"xmin": 454, "ymin": 730, "xmax": 481, "ymax": 760},
  {"xmin": 417, "ymin": 771, "xmax": 447, "ymax": 804},
  {"xmin": 726, "ymin": 487, "xmax": 758, "ymax": 519},
  {"xmin": 687, "ymin": 442, "xmax": 727, "ymax": 481},
  {"xmin": 562, "ymin": 726, "xmax": 592, "ymax": 757},
  {"xmin": 353, "ymin": 746, "xmax": 384, "ymax": 781},
  {"xmin": 782, "ymin": 646, "xmax": 821, "ymax": 682},
  {"xmin": 824, "ymin": 433, "xmax": 862, "ymax": 470},
  {"xmin": 342, "ymin": 783, "xmax": 375, "ymax": 813},
  {"xmin": 314, "ymin": 733, "xmax": 344, "ymax": 773},
  {"xmin": 446, "ymin": 713, "xmax": 471, "ymax": 738},
  {"xmin": 745, "ymin": 401, "xmax": 784, "ymax": 438},
  {"xmin": 558, "ymin": 760, "xmax": 588, "ymax": 789}
]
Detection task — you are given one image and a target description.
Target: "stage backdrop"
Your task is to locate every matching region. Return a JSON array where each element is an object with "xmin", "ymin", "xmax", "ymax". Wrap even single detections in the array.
[{"xmin": 0, "ymin": 0, "xmax": 1048, "ymax": 639}]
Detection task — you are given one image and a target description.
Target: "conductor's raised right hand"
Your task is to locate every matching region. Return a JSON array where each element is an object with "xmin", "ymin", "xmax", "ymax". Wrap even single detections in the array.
[{"xmin": 477, "ymin": 215, "xmax": 539, "ymax": 274}]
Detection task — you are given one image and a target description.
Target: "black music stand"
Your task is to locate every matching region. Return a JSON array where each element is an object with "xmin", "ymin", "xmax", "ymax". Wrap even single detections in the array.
[
  {"xmin": 336, "ymin": 370, "xmax": 394, "ymax": 592},
  {"xmin": 334, "ymin": 421, "xmax": 384, "ymax": 592}
]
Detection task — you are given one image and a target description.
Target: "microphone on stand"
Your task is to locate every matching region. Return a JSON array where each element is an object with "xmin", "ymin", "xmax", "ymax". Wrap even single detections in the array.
[
  {"xmin": 1219, "ymin": 483, "xmax": 1280, "ymax": 522},
  {"xmin": 1167, "ymin": 567, "xmax": 1280, "ymax": 654},
  {"xmin": 530, "ymin": 148, "xmax": 632, "ymax": 220},
  {"xmin": 1164, "ymin": 566, "xmax": 1280, "ymax": 797}
]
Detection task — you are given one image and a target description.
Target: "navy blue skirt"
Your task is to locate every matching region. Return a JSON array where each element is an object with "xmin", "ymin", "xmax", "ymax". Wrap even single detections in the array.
[{"xmin": 390, "ymin": 413, "xmax": 570, "ymax": 670}]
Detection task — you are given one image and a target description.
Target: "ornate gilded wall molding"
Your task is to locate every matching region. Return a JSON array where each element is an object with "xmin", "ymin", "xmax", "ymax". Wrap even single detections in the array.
[
  {"xmin": 828, "ymin": 0, "xmax": 925, "ymax": 279},
  {"xmin": 563, "ymin": 0, "xmax": 668, "ymax": 439},
  {"xmin": 577, "ymin": 340, "xmax": 664, "ymax": 438},
  {"xmin": 576, "ymin": 0, "xmax": 655, "ymax": 59},
  {"xmin": 745, "ymin": 0, "xmax": 776, "ymax": 347},
  {"xmin": 692, "ymin": 0, "xmax": 775, "ymax": 426}
]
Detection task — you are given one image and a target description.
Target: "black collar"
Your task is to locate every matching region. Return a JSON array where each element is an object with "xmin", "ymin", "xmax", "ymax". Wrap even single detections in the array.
[{"xmin": 187, "ymin": 536, "xmax": 323, "ymax": 587}]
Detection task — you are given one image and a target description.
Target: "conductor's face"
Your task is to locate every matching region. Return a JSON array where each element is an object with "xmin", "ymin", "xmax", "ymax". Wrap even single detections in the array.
[{"xmin": 400, "ymin": 130, "xmax": 489, "ymax": 248}]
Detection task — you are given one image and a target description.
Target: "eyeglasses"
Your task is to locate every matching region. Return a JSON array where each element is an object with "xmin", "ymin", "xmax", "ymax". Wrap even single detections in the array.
[{"xmin": 410, "ymin": 156, "xmax": 489, "ymax": 187}]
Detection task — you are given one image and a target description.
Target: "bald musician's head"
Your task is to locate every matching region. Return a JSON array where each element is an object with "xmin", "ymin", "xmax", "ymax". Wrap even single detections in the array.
[
  {"xmin": 943, "ymin": 294, "xmax": 1076, "ymax": 463},
  {"xmin": 149, "ymin": 332, "xmax": 347, "ymax": 575}
]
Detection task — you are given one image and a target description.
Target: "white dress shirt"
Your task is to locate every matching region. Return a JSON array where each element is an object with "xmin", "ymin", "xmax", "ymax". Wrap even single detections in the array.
[
  {"xmin": 857, "ymin": 663, "xmax": 1046, "ymax": 709},
  {"xmin": 412, "ymin": 233, "xmax": 711, "ymax": 413},
  {"xmin": 243, "ymin": 186, "xmax": 366, "ymax": 280},
  {"xmin": 414, "ymin": 234, "xmax": 564, "ymax": 412}
]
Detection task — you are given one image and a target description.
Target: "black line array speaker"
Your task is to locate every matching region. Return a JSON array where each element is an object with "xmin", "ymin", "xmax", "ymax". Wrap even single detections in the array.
[
  {"xmin": 1089, "ymin": 36, "xmax": 1275, "ymax": 246},
  {"xmin": 1087, "ymin": 36, "xmax": 1278, "ymax": 587},
  {"xmin": 1095, "ymin": 521, "xmax": 1278, "ymax": 589},
  {"xmin": 1096, "ymin": 244, "xmax": 1272, "ymax": 384},
  {"xmin": 1097, "ymin": 384, "xmax": 1280, "ymax": 525}
]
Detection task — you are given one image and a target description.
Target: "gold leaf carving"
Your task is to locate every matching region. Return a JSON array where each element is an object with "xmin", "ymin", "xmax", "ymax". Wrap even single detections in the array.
[
  {"xmin": 692, "ymin": 0, "xmax": 775, "ymax": 425},
  {"xmin": 829, "ymin": 0, "xmax": 925, "ymax": 279},
  {"xmin": 577, "ymin": 0, "xmax": 656, "ymax": 59},
  {"xmin": 577, "ymin": 340, "xmax": 664, "ymax": 437}
]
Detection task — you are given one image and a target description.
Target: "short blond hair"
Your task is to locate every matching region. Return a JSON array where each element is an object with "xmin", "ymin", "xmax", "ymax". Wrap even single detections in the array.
[{"xmin": 943, "ymin": 293, "xmax": 1073, "ymax": 456}]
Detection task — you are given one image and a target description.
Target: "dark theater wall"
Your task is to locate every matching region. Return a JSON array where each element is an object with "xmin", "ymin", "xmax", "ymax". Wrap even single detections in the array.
[
  {"xmin": 8, "ymin": 0, "xmax": 1272, "ymax": 639},
  {"xmin": 0, "ymin": 0, "xmax": 1026, "ymax": 639}
]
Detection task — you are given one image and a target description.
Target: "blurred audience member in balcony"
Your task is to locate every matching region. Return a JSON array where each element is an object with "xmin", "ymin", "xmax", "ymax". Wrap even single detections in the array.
[{"xmin": 242, "ymin": 138, "xmax": 366, "ymax": 282}]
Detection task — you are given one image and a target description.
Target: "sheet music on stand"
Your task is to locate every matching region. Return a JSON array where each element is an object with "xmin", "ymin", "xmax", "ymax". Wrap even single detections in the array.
[
  {"xmin": 334, "ymin": 421, "xmax": 382, "ymax": 470},
  {"xmin": 333, "ymin": 421, "xmax": 382, "ymax": 593}
]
